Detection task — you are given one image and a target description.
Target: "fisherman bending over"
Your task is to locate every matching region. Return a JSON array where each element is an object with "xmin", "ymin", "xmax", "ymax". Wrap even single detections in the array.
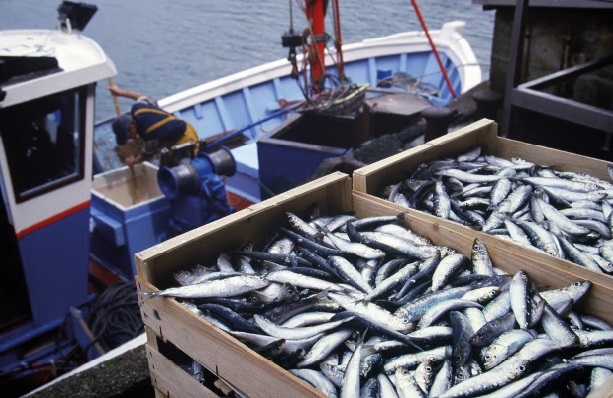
[{"xmin": 109, "ymin": 84, "xmax": 199, "ymax": 166}]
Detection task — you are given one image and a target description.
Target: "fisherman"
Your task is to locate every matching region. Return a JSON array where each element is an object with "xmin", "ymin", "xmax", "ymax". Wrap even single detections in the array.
[{"xmin": 109, "ymin": 83, "xmax": 199, "ymax": 166}]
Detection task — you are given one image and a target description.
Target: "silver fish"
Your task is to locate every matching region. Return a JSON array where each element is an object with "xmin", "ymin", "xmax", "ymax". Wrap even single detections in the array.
[
  {"xmin": 480, "ymin": 329, "xmax": 536, "ymax": 370},
  {"xmin": 323, "ymin": 232, "xmax": 386, "ymax": 259},
  {"xmin": 377, "ymin": 373, "xmax": 399, "ymax": 398},
  {"xmin": 520, "ymin": 176, "xmax": 604, "ymax": 193},
  {"xmin": 253, "ymin": 314, "xmax": 354, "ymax": 340},
  {"xmin": 589, "ymin": 367, "xmax": 613, "ymax": 394},
  {"xmin": 290, "ymin": 368, "xmax": 338, "ymax": 398},
  {"xmin": 142, "ymin": 274, "xmax": 270, "ymax": 299},
  {"xmin": 327, "ymin": 255, "xmax": 373, "ymax": 293},
  {"xmin": 383, "ymin": 346, "xmax": 450, "ymax": 374},
  {"xmin": 436, "ymin": 168, "xmax": 506, "ymax": 184},
  {"xmin": 471, "ymin": 238, "xmax": 496, "ymax": 277},
  {"xmin": 489, "ymin": 178, "xmax": 512, "ymax": 209},
  {"xmin": 340, "ymin": 335, "xmax": 363, "ymax": 398},
  {"xmin": 297, "ymin": 328, "xmax": 354, "ymax": 367},
  {"xmin": 431, "ymin": 253, "xmax": 467, "ymax": 291},
  {"xmin": 438, "ymin": 357, "xmax": 530, "ymax": 398},
  {"xmin": 434, "ymin": 179, "xmax": 451, "ymax": 219},
  {"xmin": 509, "ymin": 270, "xmax": 531, "ymax": 329},
  {"xmin": 539, "ymin": 301, "xmax": 579, "ymax": 348},
  {"xmin": 417, "ymin": 299, "xmax": 483, "ymax": 329},
  {"xmin": 515, "ymin": 219, "xmax": 561, "ymax": 257},
  {"xmin": 415, "ymin": 358, "xmax": 437, "ymax": 395},
  {"xmin": 328, "ymin": 292, "xmax": 413, "ymax": 332},
  {"xmin": 229, "ymin": 331, "xmax": 322, "ymax": 355},
  {"xmin": 395, "ymin": 365, "xmax": 427, "ymax": 398},
  {"xmin": 456, "ymin": 146, "xmax": 482, "ymax": 162},
  {"xmin": 536, "ymin": 198, "xmax": 591, "ymax": 235},
  {"xmin": 429, "ymin": 359, "xmax": 453, "ymax": 397},
  {"xmin": 265, "ymin": 269, "xmax": 346, "ymax": 292}
]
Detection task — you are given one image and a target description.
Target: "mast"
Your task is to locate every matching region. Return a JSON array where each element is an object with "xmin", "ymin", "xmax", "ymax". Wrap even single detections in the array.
[{"xmin": 305, "ymin": 0, "xmax": 327, "ymax": 93}]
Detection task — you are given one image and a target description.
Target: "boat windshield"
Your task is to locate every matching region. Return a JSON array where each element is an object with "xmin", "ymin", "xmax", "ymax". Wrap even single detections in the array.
[{"xmin": 0, "ymin": 88, "xmax": 86, "ymax": 203}]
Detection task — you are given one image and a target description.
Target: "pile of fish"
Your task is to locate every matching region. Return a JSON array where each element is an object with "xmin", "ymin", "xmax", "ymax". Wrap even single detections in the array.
[
  {"xmin": 144, "ymin": 209, "xmax": 613, "ymax": 397},
  {"xmin": 378, "ymin": 145, "xmax": 613, "ymax": 274}
]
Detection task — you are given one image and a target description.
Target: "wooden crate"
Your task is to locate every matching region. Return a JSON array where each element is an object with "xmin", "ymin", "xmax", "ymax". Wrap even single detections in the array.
[
  {"xmin": 136, "ymin": 171, "xmax": 613, "ymax": 397},
  {"xmin": 353, "ymin": 118, "xmax": 613, "ymax": 285},
  {"xmin": 136, "ymin": 172, "xmax": 353, "ymax": 398}
]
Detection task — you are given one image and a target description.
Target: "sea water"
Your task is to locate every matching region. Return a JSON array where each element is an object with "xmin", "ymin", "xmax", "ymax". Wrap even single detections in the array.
[{"xmin": 0, "ymin": 0, "xmax": 494, "ymax": 121}]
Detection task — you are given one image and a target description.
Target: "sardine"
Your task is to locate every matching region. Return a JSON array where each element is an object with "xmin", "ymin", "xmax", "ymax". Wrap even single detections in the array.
[
  {"xmin": 253, "ymin": 314, "xmax": 353, "ymax": 340},
  {"xmin": 290, "ymin": 368, "xmax": 339, "ymax": 398},
  {"xmin": 141, "ymin": 274, "xmax": 271, "ymax": 299},
  {"xmin": 395, "ymin": 365, "xmax": 427, "ymax": 398},
  {"xmin": 297, "ymin": 328, "xmax": 353, "ymax": 367},
  {"xmin": 509, "ymin": 270, "xmax": 531, "ymax": 329},
  {"xmin": 480, "ymin": 329, "xmax": 535, "ymax": 370}
]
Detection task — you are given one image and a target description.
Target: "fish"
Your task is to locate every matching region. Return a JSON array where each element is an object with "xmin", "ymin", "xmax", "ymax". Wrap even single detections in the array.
[
  {"xmin": 417, "ymin": 299, "xmax": 483, "ymax": 329},
  {"xmin": 509, "ymin": 270, "xmax": 531, "ymax": 329},
  {"xmin": 379, "ymin": 149, "xmax": 613, "ymax": 272},
  {"xmin": 470, "ymin": 238, "xmax": 495, "ymax": 277},
  {"xmin": 431, "ymin": 253, "xmax": 467, "ymax": 291},
  {"xmin": 327, "ymin": 292, "xmax": 413, "ymax": 333},
  {"xmin": 141, "ymin": 274, "xmax": 271, "ymax": 299},
  {"xmin": 160, "ymin": 209, "xmax": 613, "ymax": 397},
  {"xmin": 480, "ymin": 329, "xmax": 536, "ymax": 370},
  {"xmin": 296, "ymin": 327, "xmax": 354, "ymax": 367},
  {"xmin": 253, "ymin": 314, "xmax": 354, "ymax": 340},
  {"xmin": 395, "ymin": 365, "xmax": 427, "ymax": 397},
  {"xmin": 290, "ymin": 368, "xmax": 338, "ymax": 398},
  {"xmin": 450, "ymin": 311, "xmax": 474, "ymax": 378},
  {"xmin": 340, "ymin": 332, "xmax": 364, "ymax": 398}
]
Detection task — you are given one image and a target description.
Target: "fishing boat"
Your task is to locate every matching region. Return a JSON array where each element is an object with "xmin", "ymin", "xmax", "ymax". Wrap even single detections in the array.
[
  {"xmin": 93, "ymin": 9, "xmax": 482, "ymax": 204},
  {"xmin": 0, "ymin": 1, "xmax": 481, "ymax": 394}
]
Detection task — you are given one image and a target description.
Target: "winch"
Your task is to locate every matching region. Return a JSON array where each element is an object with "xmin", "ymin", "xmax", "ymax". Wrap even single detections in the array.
[{"xmin": 157, "ymin": 144, "xmax": 237, "ymax": 235}]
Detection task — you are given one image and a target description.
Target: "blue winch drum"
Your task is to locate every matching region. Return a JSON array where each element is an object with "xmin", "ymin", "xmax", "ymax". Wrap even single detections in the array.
[
  {"xmin": 203, "ymin": 146, "xmax": 236, "ymax": 177},
  {"xmin": 158, "ymin": 159, "xmax": 199, "ymax": 199},
  {"xmin": 157, "ymin": 146, "xmax": 236, "ymax": 199}
]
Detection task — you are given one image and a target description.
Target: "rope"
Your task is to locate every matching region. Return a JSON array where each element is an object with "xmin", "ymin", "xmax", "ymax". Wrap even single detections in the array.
[{"xmin": 88, "ymin": 281, "xmax": 143, "ymax": 352}]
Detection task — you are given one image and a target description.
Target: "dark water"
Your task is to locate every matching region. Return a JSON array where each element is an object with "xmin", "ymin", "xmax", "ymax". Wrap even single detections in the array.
[{"xmin": 0, "ymin": 1, "xmax": 494, "ymax": 121}]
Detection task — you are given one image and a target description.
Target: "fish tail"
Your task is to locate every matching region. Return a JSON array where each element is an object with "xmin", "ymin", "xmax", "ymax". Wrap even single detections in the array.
[
  {"xmin": 361, "ymin": 344, "xmax": 377, "ymax": 357},
  {"xmin": 394, "ymin": 212, "xmax": 406, "ymax": 224}
]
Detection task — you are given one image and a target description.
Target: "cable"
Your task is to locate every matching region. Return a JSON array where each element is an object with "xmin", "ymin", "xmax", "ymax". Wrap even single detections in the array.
[{"xmin": 87, "ymin": 281, "xmax": 143, "ymax": 353}]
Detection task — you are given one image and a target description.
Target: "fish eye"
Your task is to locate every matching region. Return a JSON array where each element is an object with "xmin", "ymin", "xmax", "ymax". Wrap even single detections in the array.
[
  {"xmin": 484, "ymin": 355, "xmax": 491, "ymax": 360},
  {"xmin": 426, "ymin": 366, "xmax": 432, "ymax": 372},
  {"xmin": 573, "ymin": 282, "xmax": 582, "ymax": 287},
  {"xmin": 518, "ymin": 364, "xmax": 526, "ymax": 371}
]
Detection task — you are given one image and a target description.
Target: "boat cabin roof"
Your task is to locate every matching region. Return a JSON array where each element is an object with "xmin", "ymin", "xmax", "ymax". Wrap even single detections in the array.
[{"xmin": 0, "ymin": 29, "xmax": 116, "ymax": 109}]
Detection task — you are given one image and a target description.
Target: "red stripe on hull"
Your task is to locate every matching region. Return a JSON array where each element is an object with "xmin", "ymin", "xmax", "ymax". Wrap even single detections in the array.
[{"xmin": 17, "ymin": 201, "xmax": 91, "ymax": 240}]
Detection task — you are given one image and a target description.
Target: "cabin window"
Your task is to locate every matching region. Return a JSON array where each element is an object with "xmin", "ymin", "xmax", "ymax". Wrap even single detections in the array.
[{"xmin": 0, "ymin": 87, "xmax": 86, "ymax": 203}]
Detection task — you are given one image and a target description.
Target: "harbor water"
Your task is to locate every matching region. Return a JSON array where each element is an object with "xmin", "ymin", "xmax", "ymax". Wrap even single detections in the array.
[{"xmin": 0, "ymin": 0, "xmax": 494, "ymax": 121}]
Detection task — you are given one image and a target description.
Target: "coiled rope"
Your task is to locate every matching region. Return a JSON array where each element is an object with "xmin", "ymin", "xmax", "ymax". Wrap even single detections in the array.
[{"xmin": 88, "ymin": 281, "xmax": 143, "ymax": 353}]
